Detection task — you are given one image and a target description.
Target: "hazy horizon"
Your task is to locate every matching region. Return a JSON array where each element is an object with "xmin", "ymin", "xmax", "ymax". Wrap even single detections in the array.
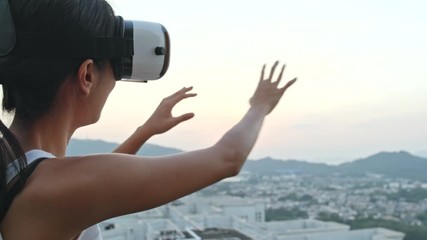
[
  {"xmin": 1, "ymin": 0, "xmax": 426, "ymax": 164},
  {"xmin": 70, "ymin": 137, "xmax": 427, "ymax": 165},
  {"xmin": 74, "ymin": 0, "xmax": 426, "ymax": 164}
]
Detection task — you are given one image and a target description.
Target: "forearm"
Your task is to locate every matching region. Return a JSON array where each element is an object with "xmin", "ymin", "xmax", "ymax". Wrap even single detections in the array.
[
  {"xmin": 63, "ymin": 105, "xmax": 269, "ymax": 225},
  {"xmin": 120, "ymin": 105, "xmax": 269, "ymax": 210},
  {"xmin": 215, "ymin": 105, "xmax": 269, "ymax": 175},
  {"xmin": 113, "ymin": 125, "xmax": 153, "ymax": 154},
  {"xmin": 213, "ymin": 61, "xmax": 296, "ymax": 172}
]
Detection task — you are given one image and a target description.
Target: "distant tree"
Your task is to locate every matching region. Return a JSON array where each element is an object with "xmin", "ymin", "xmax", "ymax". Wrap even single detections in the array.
[
  {"xmin": 278, "ymin": 193, "xmax": 316, "ymax": 203},
  {"xmin": 317, "ymin": 211, "xmax": 341, "ymax": 222},
  {"xmin": 416, "ymin": 210, "xmax": 427, "ymax": 226},
  {"xmin": 317, "ymin": 213, "xmax": 427, "ymax": 240},
  {"xmin": 387, "ymin": 188, "xmax": 427, "ymax": 203},
  {"xmin": 266, "ymin": 207, "xmax": 308, "ymax": 221}
]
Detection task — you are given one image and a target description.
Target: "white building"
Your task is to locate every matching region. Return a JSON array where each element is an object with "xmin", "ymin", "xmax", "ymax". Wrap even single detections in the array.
[{"xmin": 100, "ymin": 195, "xmax": 405, "ymax": 240}]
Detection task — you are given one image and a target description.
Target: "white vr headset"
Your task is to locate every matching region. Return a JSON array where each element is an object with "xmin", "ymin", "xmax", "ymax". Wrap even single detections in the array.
[
  {"xmin": 111, "ymin": 16, "xmax": 170, "ymax": 81},
  {"xmin": 0, "ymin": 0, "xmax": 170, "ymax": 82}
]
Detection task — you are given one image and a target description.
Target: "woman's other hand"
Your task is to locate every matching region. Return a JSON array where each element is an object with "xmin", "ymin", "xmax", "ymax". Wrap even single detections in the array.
[
  {"xmin": 113, "ymin": 87, "xmax": 196, "ymax": 154},
  {"xmin": 143, "ymin": 87, "xmax": 196, "ymax": 136}
]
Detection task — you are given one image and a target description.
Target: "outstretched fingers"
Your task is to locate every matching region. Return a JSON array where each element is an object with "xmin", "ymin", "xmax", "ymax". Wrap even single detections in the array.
[
  {"xmin": 147, "ymin": 86, "xmax": 197, "ymax": 135},
  {"xmin": 260, "ymin": 61, "xmax": 286, "ymax": 85},
  {"xmin": 174, "ymin": 112, "xmax": 195, "ymax": 124},
  {"xmin": 274, "ymin": 65, "xmax": 285, "ymax": 86},
  {"xmin": 280, "ymin": 78, "xmax": 297, "ymax": 94},
  {"xmin": 267, "ymin": 61, "xmax": 279, "ymax": 82},
  {"xmin": 169, "ymin": 87, "xmax": 196, "ymax": 120},
  {"xmin": 166, "ymin": 87, "xmax": 197, "ymax": 106},
  {"xmin": 260, "ymin": 64, "xmax": 266, "ymax": 82}
]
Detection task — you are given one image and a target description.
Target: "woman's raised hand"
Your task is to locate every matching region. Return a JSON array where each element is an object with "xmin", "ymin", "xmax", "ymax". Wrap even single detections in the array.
[
  {"xmin": 249, "ymin": 61, "xmax": 297, "ymax": 115},
  {"xmin": 144, "ymin": 87, "xmax": 196, "ymax": 135}
]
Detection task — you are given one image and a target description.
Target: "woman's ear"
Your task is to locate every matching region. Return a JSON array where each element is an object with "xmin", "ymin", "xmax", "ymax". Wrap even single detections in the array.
[{"xmin": 77, "ymin": 59, "xmax": 96, "ymax": 96}]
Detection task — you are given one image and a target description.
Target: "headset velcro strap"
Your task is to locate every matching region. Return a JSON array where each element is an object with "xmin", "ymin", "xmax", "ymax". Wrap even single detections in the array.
[
  {"xmin": 0, "ymin": 0, "xmax": 16, "ymax": 57},
  {"xmin": 9, "ymin": 32, "xmax": 134, "ymax": 59}
]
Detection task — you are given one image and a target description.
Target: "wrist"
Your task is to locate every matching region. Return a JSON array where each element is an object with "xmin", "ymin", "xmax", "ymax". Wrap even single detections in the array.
[
  {"xmin": 249, "ymin": 104, "xmax": 270, "ymax": 116},
  {"xmin": 135, "ymin": 124, "xmax": 156, "ymax": 139}
]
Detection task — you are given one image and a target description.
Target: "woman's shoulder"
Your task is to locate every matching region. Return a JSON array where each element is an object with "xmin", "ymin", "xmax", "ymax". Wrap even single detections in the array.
[
  {"xmin": 10, "ymin": 156, "xmax": 84, "ymax": 215},
  {"xmin": 1, "ymin": 156, "xmax": 94, "ymax": 239},
  {"xmin": 22, "ymin": 155, "xmax": 105, "ymax": 203}
]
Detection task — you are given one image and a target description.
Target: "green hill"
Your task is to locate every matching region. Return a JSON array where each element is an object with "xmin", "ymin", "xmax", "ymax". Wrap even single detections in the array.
[
  {"xmin": 242, "ymin": 157, "xmax": 335, "ymax": 175},
  {"xmin": 66, "ymin": 139, "xmax": 427, "ymax": 182},
  {"xmin": 243, "ymin": 151, "xmax": 427, "ymax": 181},
  {"xmin": 338, "ymin": 151, "xmax": 427, "ymax": 181},
  {"xmin": 66, "ymin": 138, "xmax": 183, "ymax": 156}
]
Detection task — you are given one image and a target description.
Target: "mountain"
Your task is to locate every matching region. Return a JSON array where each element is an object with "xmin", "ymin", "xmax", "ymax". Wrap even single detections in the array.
[
  {"xmin": 337, "ymin": 151, "xmax": 427, "ymax": 181},
  {"xmin": 66, "ymin": 138, "xmax": 183, "ymax": 156},
  {"xmin": 242, "ymin": 157, "xmax": 335, "ymax": 175},
  {"xmin": 244, "ymin": 151, "xmax": 427, "ymax": 181},
  {"xmin": 66, "ymin": 139, "xmax": 427, "ymax": 182}
]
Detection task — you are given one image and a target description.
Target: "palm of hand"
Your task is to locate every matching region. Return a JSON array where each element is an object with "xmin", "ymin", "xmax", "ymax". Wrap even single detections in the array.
[{"xmin": 250, "ymin": 61, "xmax": 297, "ymax": 114}]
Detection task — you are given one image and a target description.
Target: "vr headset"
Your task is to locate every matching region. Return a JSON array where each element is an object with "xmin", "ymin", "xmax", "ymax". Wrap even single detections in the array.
[{"xmin": 0, "ymin": 0, "xmax": 170, "ymax": 82}]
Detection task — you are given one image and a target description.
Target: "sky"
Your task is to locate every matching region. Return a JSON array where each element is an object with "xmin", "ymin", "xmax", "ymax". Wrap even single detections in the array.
[{"xmin": 5, "ymin": 0, "xmax": 427, "ymax": 164}]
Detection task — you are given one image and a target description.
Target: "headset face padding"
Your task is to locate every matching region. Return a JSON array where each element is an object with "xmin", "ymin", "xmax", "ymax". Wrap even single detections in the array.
[
  {"xmin": 122, "ymin": 21, "xmax": 134, "ymax": 79},
  {"xmin": 111, "ymin": 16, "xmax": 125, "ymax": 80}
]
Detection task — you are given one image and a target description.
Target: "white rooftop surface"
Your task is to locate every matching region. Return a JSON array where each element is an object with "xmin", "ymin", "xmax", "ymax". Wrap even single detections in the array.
[
  {"xmin": 100, "ymin": 195, "xmax": 405, "ymax": 240},
  {"xmin": 259, "ymin": 219, "xmax": 350, "ymax": 235},
  {"xmin": 275, "ymin": 228, "xmax": 405, "ymax": 240}
]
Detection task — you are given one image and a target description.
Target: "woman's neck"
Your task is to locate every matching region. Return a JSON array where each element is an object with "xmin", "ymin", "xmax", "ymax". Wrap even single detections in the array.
[{"xmin": 9, "ymin": 113, "xmax": 76, "ymax": 157}]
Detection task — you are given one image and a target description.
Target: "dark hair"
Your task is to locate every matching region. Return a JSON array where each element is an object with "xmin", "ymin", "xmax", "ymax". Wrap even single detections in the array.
[{"xmin": 0, "ymin": 0, "xmax": 115, "ymax": 219}]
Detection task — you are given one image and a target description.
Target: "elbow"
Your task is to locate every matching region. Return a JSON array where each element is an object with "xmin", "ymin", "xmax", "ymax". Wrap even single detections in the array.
[
  {"xmin": 214, "ymin": 142, "xmax": 247, "ymax": 177},
  {"xmin": 229, "ymin": 163, "xmax": 243, "ymax": 177}
]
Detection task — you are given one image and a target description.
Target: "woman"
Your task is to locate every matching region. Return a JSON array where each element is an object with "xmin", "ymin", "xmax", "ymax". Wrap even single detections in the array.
[{"xmin": 0, "ymin": 0, "xmax": 297, "ymax": 239}]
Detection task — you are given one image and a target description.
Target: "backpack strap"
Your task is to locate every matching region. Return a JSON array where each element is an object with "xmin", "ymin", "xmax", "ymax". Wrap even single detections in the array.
[{"xmin": 0, "ymin": 157, "xmax": 47, "ymax": 223}]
